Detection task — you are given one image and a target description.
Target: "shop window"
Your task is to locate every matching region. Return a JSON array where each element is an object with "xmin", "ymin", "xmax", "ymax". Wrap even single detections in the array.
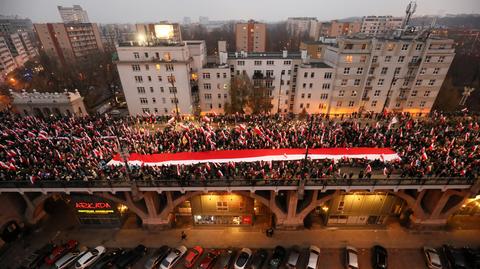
[{"xmin": 216, "ymin": 201, "xmax": 228, "ymax": 211}]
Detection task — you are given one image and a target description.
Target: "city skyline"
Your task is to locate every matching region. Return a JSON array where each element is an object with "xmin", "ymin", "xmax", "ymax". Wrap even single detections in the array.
[{"xmin": 2, "ymin": 0, "xmax": 480, "ymax": 23}]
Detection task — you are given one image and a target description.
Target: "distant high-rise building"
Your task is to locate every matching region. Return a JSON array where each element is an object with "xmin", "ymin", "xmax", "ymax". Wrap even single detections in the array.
[
  {"xmin": 361, "ymin": 16, "xmax": 404, "ymax": 36},
  {"xmin": 57, "ymin": 5, "xmax": 90, "ymax": 23},
  {"xmin": 199, "ymin": 16, "xmax": 209, "ymax": 25},
  {"xmin": 34, "ymin": 23, "xmax": 103, "ymax": 65},
  {"xmin": 235, "ymin": 20, "xmax": 266, "ymax": 52},
  {"xmin": 135, "ymin": 23, "xmax": 183, "ymax": 44},
  {"xmin": 0, "ymin": 36, "xmax": 16, "ymax": 83},
  {"xmin": 183, "ymin": 17, "xmax": 191, "ymax": 25},
  {"xmin": 286, "ymin": 17, "xmax": 317, "ymax": 37}
]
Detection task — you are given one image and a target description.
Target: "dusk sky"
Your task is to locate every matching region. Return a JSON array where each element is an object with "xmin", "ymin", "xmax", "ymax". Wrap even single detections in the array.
[{"xmin": 2, "ymin": 0, "xmax": 480, "ymax": 23}]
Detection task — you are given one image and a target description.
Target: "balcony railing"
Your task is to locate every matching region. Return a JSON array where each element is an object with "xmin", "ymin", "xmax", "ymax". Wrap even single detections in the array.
[{"xmin": 0, "ymin": 177, "xmax": 475, "ymax": 191}]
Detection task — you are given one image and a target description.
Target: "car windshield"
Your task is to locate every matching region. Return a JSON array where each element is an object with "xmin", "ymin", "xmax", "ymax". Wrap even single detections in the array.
[
  {"xmin": 162, "ymin": 259, "xmax": 171, "ymax": 267},
  {"xmin": 92, "ymin": 249, "xmax": 99, "ymax": 255},
  {"xmin": 237, "ymin": 253, "xmax": 249, "ymax": 267}
]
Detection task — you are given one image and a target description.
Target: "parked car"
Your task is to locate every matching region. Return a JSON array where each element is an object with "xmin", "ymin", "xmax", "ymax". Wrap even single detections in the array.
[
  {"xmin": 286, "ymin": 247, "xmax": 300, "ymax": 269},
  {"xmin": 345, "ymin": 246, "xmax": 359, "ymax": 269},
  {"xmin": 199, "ymin": 249, "xmax": 222, "ymax": 269},
  {"xmin": 55, "ymin": 250, "xmax": 85, "ymax": 269},
  {"xmin": 19, "ymin": 243, "xmax": 56, "ymax": 269},
  {"xmin": 269, "ymin": 246, "xmax": 286, "ymax": 269},
  {"xmin": 306, "ymin": 246, "xmax": 320, "ymax": 269},
  {"xmin": 234, "ymin": 248, "xmax": 253, "ymax": 269},
  {"xmin": 372, "ymin": 245, "xmax": 388, "ymax": 269},
  {"xmin": 45, "ymin": 240, "xmax": 79, "ymax": 265},
  {"xmin": 75, "ymin": 246, "xmax": 106, "ymax": 269},
  {"xmin": 114, "ymin": 244, "xmax": 147, "ymax": 269},
  {"xmin": 215, "ymin": 248, "xmax": 236, "ymax": 269},
  {"xmin": 443, "ymin": 245, "xmax": 468, "ymax": 269},
  {"xmin": 91, "ymin": 249, "xmax": 125, "ymax": 269},
  {"xmin": 160, "ymin": 245, "xmax": 188, "ymax": 269},
  {"xmin": 250, "ymin": 249, "xmax": 268, "ymax": 269},
  {"xmin": 144, "ymin": 246, "xmax": 171, "ymax": 269},
  {"xmin": 184, "ymin": 246, "xmax": 205, "ymax": 268},
  {"xmin": 423, "ymin": 247, "xmax": 443, "ymax": 269}
]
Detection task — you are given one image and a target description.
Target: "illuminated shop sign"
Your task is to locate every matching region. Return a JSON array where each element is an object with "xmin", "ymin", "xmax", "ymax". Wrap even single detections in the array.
[{"xmin": 75, "ymin": 202, "xmax": 114, "ymax": 214}]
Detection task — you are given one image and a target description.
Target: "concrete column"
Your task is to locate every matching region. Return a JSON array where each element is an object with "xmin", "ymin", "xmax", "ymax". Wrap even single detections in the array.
[
  {"xmin": 275, "ymin": 191, "xmax": 303, "ymax": 230},
  {"xmin": 143, "ymin": 192, "xmax": 160, "ymax": 218}
]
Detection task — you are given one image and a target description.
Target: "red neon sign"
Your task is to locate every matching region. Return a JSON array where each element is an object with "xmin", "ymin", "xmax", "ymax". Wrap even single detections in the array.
[{"xmin": 75, "ymin": 202, "xmax": 112, "ymax": 209}]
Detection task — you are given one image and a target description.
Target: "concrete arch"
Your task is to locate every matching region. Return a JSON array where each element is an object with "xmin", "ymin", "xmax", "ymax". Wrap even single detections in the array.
[{"xmin": 296, "ymin": 190, "xmax": 341, "ymax": 221}]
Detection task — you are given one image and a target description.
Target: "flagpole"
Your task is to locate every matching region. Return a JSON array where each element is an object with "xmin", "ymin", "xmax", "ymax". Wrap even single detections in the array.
[{"xmin": 299, "ymin": 114, "xmax": 315, "ymax": 200}]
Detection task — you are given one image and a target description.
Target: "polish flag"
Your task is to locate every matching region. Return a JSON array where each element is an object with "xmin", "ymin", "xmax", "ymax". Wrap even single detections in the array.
[
  {"xmin": 205, "ymin": 162, "xmax": 211, "ymax": 171},
  {"xmin": 365, "ymin": 164, "xmax": 372, "ymax": 173},
  {"xmin": 216, "ymin": 170, "xmax": 223, "ymax": 177},
  {"xmin": 422, "ymin": 152, "xmax": 428, "ymax": 161},
  {"xmin": 253, "ymin": 127, "xmax": 263, "ymax": 136},
  {"xmin": 383, "ymin": 167, "xmax": 388, "ymax": 176}
]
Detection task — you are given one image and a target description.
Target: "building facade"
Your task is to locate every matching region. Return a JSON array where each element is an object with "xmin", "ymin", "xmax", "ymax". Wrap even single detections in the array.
[
  {"xmin": 135, "ymin": 23, "xmax": 183, "ymax": 44},
  {"xmin": 10, "ymin": 89, "xmax": 88, "ymax": 117},
  {"xmin": 57, "ymin": 5, "xmax": 90, "ymax": 23},
  {"xmin": 286, "ymin": 17, "xmax": 318, "ymax": 37},
  {"xmin": 361, "ymin": 16, "xmax": 404, "ymax": 36},
  {"xmin": 0, "ymin": 37, "xmax": 16, "ymax": 83},
  {"xmin": 34, "ymin": 23, "xmax": 104, "ymax": 65},
  {"xmin": 235, "ymin": 20, "xmax": 266, "ymax": 52}
]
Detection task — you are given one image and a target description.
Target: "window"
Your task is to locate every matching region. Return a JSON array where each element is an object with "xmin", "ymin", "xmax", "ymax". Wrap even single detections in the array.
[
  {"xmin": 254, "ymin": 60, "xmax": 262, "ymax": 66},
  {"xmin": 420, "ymin": 101, "xmax": 426, "ymax": 108},
  {"xmin": 216, "ymin": 73, "xmax": 220, "ymax": 78},
  {"xmin": 267, "ymin": 60, "xmax": 274, "ymax": 65},
  {"xmin": 160, "ymin": 87, "xmax": 164, "ymax": 93},
  {"xmin": 372, "ymin": 56, "xmax": 378, "ymax": 63},
  {"xmin": 403, "ymin": 78, "xmax": 410, "ymax": 86},
  {"xmin": 369, "ymin": 67, "xmax": 375, "ymax": 75},
  {"xmin": 336, "ymin": 101, "xmax": 342, "ymax": 107},
  {"xmin": 438, "ymin": 56, "xmax": 445, "ymax": 63},
  {"xmin": 300, "ymin": 103, "xmax": 304, "ymax": 108},
  {"xmin": 169, "ymin": 87, "xmax": 177, "ymax": 93},
  {"xmin": 147, "ymin": 76, "xmax": 152, "ymax": 82},
  {"xmin": 377, "ymin": 79, "xmax": 384, "ymax": 85},
  {"xmin": 311, "ymin": 72, "xmax": 315, "ymax": 78},
  {"xmin": 319, "ymin": 103, "xmax": 326, "ymax": 109},
  {"xmin": 237, "ymin": 61, "xmax": 245, "ymax": 66},
  {"xmin": 150, "ymin": 87, "xmax": 154, "ymax": 93},
  {"xmin": 385, "ymin": 56, "xmax": 391, "ymax": 62},
  {"xmin": 341, "ymin": 79, "xmax": 348, "ymax": 86},
  {"xmin": 224, "ymin": 94, "xmax": 228, "ymax": 99},
  {"xmin": 302, "ymin": 83, "xmax": 307, "ymax": 89},
  {"xmin": 204, "ymin": 94, "xmax": 212, "ymax": 100},
  {"xmin": 351, "ymin": 90, "xmax": 357, "ymax": 96},
  {"xmin": 142, "ymin": 108, "xmax": 150, "ymax": 113},
  {"xmin": 339, "ymin": 90, "xmax": 345, "ymax": 97},
  {"xmin": 154, "ymin": 108, "xmax": 158, "ymax": 113},
  {"xmin": 354, "ymin": 79, "xmax": 361, "ymax": 86},
  {"xmin": 398, "ymin": 56, "xmax": 405, "ymax": 63},
  {"xmin": 356, "ymin": 68, "xmax": 363, "ymax": 74},
  {"xmin": 145, "ymin": 64, "xmax": 149, "ymax": 70},
  {"xmin": 152, "ymin": 97, "xmax": 156, "ymax": 103},
  {"xmin": 381, "ymin": 67, "xmax": 388, "ymax": 75},
  {"xmin": 425, "ymin": 56, "xmax": 431, "ymax": 63},
  {"xmin": 394, "ymin": 67, "xmax": 401, "ymax": 75},
  {"xmin": 137, "ymin": 87, "xmax": 145, "ymax": 94},
  {"xmin": 366, "ymin": 78, "xmax": 373, "ymax": 86},
  {"xmin": 401, "ymin": 44, "xmax": 409, "ymax": 50},
  {"xmin": 217, "ymin": 94, "xmax": 221, "ymax": 99},
  {"xmin": 133, "ymin": 52, "xmax": 139, "ymax": 58},
  {"xmin": 415, "ymin": 44, "xmax": 423, "ymax": 50},
  {"xmin": 223, "ymin": 73, "xmax": 227, "ymax": 78},
  {"xmin": 343, "ymin": 67, "xmax": 350, "ymax": 74},
  {"xmin": 304, "ymin": 72, "xmax": 308, "ymax": 78},
  {"xmin": 415, "ymin": 79, "xmax": 422, "ymax": 86},
  {"xmin": 158, "ymin": 76, "xmax": 163, "ymax": 82},
  {"xmin": 140, "ymin": 98, "xmax": 148, "ymax": 104},
  {"xmin": 163, "ymin": 52, "xmax": 171, "ymax": 61},
  {"xmin": 132, "ymin": 64, "xmax": 140, "ymax": 71},
  {"xmin": 424, "ymin": 90, "xmax": 431, "ymax": 97},
  {"xmin": 428, "ymin": 79, "xmax": 435, "ymax": 86},
  {"xmin": 307, "ymin": 93, "xmax": 311, "ymax": 98},
  {"xmin": 371, "ymin": 100, "xmax": 377, "ymax": 107},
  {"xmin": 218, "ymin": 103, "xmax": 222, "ymax": 108},
  {"xmin": 306, "ymin": 103, "xmax": 310, "ymax": 108},
  {"xmin": 322, "ymin": 83, "xmax": 330, "ymax": 90},
  {"xmin": 420, "ymin": 68, "xmax": 426, "ymax": 74},
  {"xmin": 433, "ymin": 68, "xmax": 440, "ymax": 74},
  {"xmin": 375, "ymin": 44, "xmax": 382, "ymax": 50},
  {"xmin": 348, "ymin": 101, "xmax": 355, "ymax": 107},
  {"xmin": 360, "ymin": 55, "xmax": 367, "ymax": 63},
  {"xmin": 309, "ymin": 83, "xmax": 313, "ymax": 89},
  {"xmin": 412, "ymin": 56, "xmax": 419, "ymax": 63},
  {"xmin": 411, "ymin": 90, "xmax": 418, "ymax": 97},
  {"xmin": 301, "ymin": 93, "xmax": 305, "ymax": 98},
  {"xmin": 374, "ymin": 90, "xmax": 381, "ymax": 97},
  {"xmin": 134, "ymin": 76, "xmax": 143, "ymax": 83},
  {"xmin": 395, "ymin": 102, "xmax": 401, "ymax": 108},
  {"xmin": 284, "ymin": 60, "xmax": 291, "ymax": 65},
  {"xmin": 345, "ymin": 55, "xmax": 353, "ymax": 63},
  {"xmin": 165, "ymin": 64, "xmax": 174, "ymax": 71},
  {"xmin": 162, "ymin": 97, "xmax": 166, "ymax": 103},
  {"xmin": 144, "ymin": 52, "xmax": 149, "ymax": 58},
  {"xmin": 324, "ymin": 72, "xmax": 332, "ymax": 79},
  {"xmin": 320, "ymin": 93, "xmax": 328, "ymax": 99},
  {"xmin": 156, "ymin": 64, "xmax": 160, "ymax": 70},
  {"xmin": 387, "ymin": 43, "xmax": 395, "ymax": 51},
  {"xmin": 204, "ymin": 83, "xmax": 211, "ymax": 89}
]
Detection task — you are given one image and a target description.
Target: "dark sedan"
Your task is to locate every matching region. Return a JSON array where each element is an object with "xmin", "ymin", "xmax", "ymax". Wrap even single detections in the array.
[
  {"xmin": 114, "ymin": 245, "xmax": 147, "ymax": 269},
  {"xmin": 250, "ymin": 249, "xmax": 268, "ymax": 269},
  {"xmin": 372, "ymin": 245, "xmax": 388, "ymax": 269},
  {"xmin": 269, "ymin": 246, "xmax": 286, "ymax": 269}
]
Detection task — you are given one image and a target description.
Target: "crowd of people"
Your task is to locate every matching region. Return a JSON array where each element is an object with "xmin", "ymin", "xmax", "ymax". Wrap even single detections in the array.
[{"xmin": 0, "ymin": 110, "xmax": 479, "ymax": 184}]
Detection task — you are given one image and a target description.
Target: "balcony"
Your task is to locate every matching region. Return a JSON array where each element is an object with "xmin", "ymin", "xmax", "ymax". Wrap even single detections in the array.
[
  {"xmin": 0, "ymin": 177, "xmax": 475, "ymax": 193},
  {"xmin": 408, "ymin": 60, "xmax": 421, "ymax": 67}
]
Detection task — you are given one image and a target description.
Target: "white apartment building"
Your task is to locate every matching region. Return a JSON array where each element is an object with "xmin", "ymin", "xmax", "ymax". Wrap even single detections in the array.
[
  {"xmin": 294, "ymin": 63, "xmax": 335, "ymax": 114},
  {"xmin": 10, "ymin": 33, "xmax": 29, "ymax": 66},
  {"xmin": 0, "ymin": 36, "xmax": 16, "ymax": 83},
  {"xmin": 57, "ymin": 5, "xmax": 90, "ymax": 23},
  {"xmin": 323, "ymin": 36, "xmax": 454, "ymax": 115},
  {"xmin": 361, "ymin": 16, "xmax": 404, "ymax": 36},
  {"xmin": 286, "ymin": 17, "xmax": 317, "ymax": 37},
  {"xmin": 198, "ymin": 64, "xmax": 231, "ymax": 114}
]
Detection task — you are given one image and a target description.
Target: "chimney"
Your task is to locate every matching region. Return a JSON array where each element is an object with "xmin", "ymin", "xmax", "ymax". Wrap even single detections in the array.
[{"xmin": 282, "ymin": 50, "xmax": 288, "ymax": 58}]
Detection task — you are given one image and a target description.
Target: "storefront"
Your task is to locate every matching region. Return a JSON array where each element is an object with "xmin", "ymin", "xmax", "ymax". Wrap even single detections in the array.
[
  {"xmin": 70, "ymin": 195, "xmax": 129, "ymax": 227},
  {"xmin": 319, "ymin": 192, "xmax": 405, "ymax": 226},
  {"xmin": 177, "ymin": 193, "xmax": 257, "ymax": 226}
]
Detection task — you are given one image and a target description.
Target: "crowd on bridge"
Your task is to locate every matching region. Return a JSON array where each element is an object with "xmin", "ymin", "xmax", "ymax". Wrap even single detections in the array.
[{"xmin": 0, "ymin": 110, "xmax": 479, "ymax": 184}]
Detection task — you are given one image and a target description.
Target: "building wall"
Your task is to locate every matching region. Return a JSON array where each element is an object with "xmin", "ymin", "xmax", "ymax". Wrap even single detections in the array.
[
  {"xmin": 116, "ymin": 45, "xmax": 195, "ymax": 116},
  {"xmin": 10, "ymin": 33, "xmax": 28, "ymax": 66},
  {"xmin": 198, "ymin": 67, "xmax": 230, "ymax": 114},
  {"xmin": 0, "ymin": 36, "xmax": 16, "ymax": 82},
  {"xmin": 361, "ymin": 16, "xmax": 404, "ymax": 36},
  {"xmin": 294, "ymin": 65, "xmax": 334, "ymax": 114},
  {"xmin": 287, "ymin": 17, "xmax": 317, "ymax": 37},
  {"xmin": 235, "ymin": 21, "xmax": 266, "ymax": 52},
  {"xmin": 58, "ymin": 5, "xmax": 90, "ymax": 23},
  {"xmin": 11, "ymin": 90, "xmax": 88, "ymax": 117}
]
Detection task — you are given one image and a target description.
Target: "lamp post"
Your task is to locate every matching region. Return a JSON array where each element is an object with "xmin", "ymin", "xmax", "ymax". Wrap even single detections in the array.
[
  {"xmin": 167, "ymin": 73, "xmax": 180, "ymax": 119},
  {"xmin": 298, "ymin": 114, "xmax": 315, "ymax": 200}
]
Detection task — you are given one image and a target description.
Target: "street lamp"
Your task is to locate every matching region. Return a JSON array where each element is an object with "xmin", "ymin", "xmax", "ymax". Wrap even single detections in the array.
[
  {"xmin": 167, "ymin": 73, "xmax": 180, "ymax": 119},
  {"xmin": 298, "ymin": 114, "xmax": 315, "ymax": 200}
]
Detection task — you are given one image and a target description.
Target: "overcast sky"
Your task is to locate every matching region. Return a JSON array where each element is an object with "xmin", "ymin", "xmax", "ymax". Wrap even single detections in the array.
[{"xmin": 2, "ymin": 0, "xmax": 479, "ymax": 23}]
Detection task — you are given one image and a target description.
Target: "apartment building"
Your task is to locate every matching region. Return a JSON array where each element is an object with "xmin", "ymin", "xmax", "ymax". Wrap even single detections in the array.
[
  {"xmin": 322, "ymin": 36, "xmax": 454, "ymax": 114},
  {"xmin": 34, "ymin": 23, "xmax": 104, "ymax": 65},
  {"xmin": 287, "ymin": 17, "xmax": 318, "ymax": 37},
  {"xmin": 57, "ymin": 5, "xmax": 90, "ymax": 23},
  {"xmin": 0, "ymin": 36, "xmax": 16, "ymax": 83},
  {"xmin": 361, "ymin": 16, "xmax": 404, "ymax": 36},
  {"xmin": 309, "ymin": 21, "xmax": 361, "ymax": 40},
  {"xmin": 235, "ymin": 20, "xmax": 266, "ymax": 52},
  {"xmin": 136, "ymin": 23, "xmax": 182, "ymax": 44}
]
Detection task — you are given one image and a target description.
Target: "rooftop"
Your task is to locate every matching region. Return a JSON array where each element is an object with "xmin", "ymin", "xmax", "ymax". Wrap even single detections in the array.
[
  {"xmin": 228, "ymin": 52, "xmax": 301, "ymax": 59},
  {"xmin": 303, "ymin": 62, "xmax": 332, "ymax": 68},
  {"xmin": 118, "ymin": 40, "xmax": 185, "ymax": 47}
]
